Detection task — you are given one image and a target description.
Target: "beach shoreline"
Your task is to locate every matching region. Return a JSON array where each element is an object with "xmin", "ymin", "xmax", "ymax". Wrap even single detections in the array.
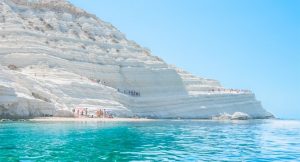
[
  {"xmin": 0, "ymin": 117, "xmax": 276, "ymax": 123},
  {"xmin": 28, "ymin": 117, "xmax": 154, "ymax": 122}
]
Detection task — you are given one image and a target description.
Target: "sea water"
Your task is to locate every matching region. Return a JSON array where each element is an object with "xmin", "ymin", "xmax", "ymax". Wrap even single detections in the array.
[{"xmin": 0, "ymin": 120, "xmax": 300, "ymax": 161}]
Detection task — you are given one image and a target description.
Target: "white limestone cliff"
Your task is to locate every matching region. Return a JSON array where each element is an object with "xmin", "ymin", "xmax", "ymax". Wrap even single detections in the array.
[{"xmin": 0, "ymin": 0, "xmax": 273, "ymax": 119}]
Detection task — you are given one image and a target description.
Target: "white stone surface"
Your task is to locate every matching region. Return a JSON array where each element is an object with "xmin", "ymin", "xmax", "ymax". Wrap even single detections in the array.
[
  {"xmin": 0, "ymin": 0, "xmax": 273, "ymax": 119},
  {"xmin": 212, "ymin": 112, "xmax": 251, "ymax": 120},
  {"xmin": 231, "ymin": 112, "xmax": 251, "ymax": 120}
]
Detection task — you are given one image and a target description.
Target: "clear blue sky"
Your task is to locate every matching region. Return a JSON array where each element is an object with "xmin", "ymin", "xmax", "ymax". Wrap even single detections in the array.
[{"xmin": 69, "ymin": 0, "xmax": 300, "ymax": 119}]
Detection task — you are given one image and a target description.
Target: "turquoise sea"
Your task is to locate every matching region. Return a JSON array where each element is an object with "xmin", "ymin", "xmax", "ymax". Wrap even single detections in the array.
[{"xmin": 0, "ymin": 120, "xmax": 300, "ymax": 161}]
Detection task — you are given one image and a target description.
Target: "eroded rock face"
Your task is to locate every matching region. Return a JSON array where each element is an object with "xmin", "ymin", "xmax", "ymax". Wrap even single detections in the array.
[{"xmin": 0, "ymin": 0, "xmax": 273, "ymax": 119}]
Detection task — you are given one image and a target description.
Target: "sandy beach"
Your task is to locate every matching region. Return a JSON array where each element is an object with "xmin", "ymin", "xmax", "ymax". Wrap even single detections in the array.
[{"xmin": 29, "ymin": 117, "xmax": 154, "ymax": 122}]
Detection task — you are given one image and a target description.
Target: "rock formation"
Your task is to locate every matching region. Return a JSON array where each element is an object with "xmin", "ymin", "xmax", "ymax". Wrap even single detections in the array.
[{"xmin": 0, "ymin": 0, "xmax": 273, "ymax": 119}]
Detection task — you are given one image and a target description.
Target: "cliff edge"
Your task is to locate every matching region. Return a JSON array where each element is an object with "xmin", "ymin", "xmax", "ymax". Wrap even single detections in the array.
[{"xmin": 0, "ymin": 0, "xmax": 273, "ymax": 119}]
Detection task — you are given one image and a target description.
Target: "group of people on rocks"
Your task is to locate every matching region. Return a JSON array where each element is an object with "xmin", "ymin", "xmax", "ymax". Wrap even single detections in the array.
[
  {"xmin": 118, "ymin": 88, "xmax": 140, "ymax": 97},
  {"xmin": 210, "ymin": 88, "xmax": 251, "ymax": 94},
  {"xmin": 72, "ymin": 108, "xmax": 113, "ymax": 118},
  {"xmin": 89, "ymin": 78, "xmax": 107, "ymax": 85},
  {"xmin": 73, "ymin": 108, "xmax": 88, "ymax": 117},
  {"xmin": 85, "ymin": 77, "xmax": 143, "ymax": 97},
  {"xmin": 87, "ymin": 78, "xmax": 142, "ymax": 97},
  {"xmin": 95, "ymin": 109, "xmax": 113, "ymax": 118}
]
